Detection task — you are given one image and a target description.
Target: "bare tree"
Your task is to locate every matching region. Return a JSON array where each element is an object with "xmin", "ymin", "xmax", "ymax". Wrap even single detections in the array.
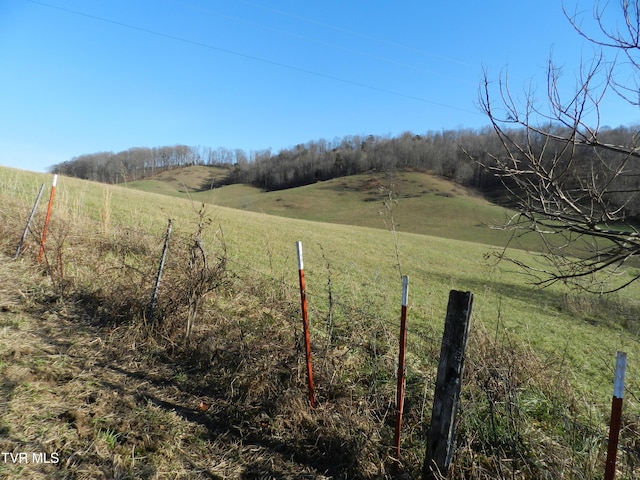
[{"xmin": 478, "ymin": 0, "xmax": 640, "ymax": 293}]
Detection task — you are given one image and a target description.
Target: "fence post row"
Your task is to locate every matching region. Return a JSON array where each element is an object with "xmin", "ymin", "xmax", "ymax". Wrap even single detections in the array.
[
  {"xmin": 296, "ymin": 241, "xmax": 316, "ymax": 409},
  {"xmin": 37, "ymin": 174, "xmax": 58, "ymax": 263},
  {"xmin": 15, "ymin": 183, "xmax": 45, "ymax": 260},
  {"xmin": 394, "ymin": 275, "xmax": 409, "ymax": 463},
  {"xmin": 17, "ymin": 176, "xmax": 629, "ymax": 476},
  {"xmin": 148, "ymin": 219, "xmax": 173, "ymax": 321},
  {"xmin": 605, "ymin": 351, "xmax": 627, "ymax": 480},
  {"xmin": 423, "ymin": 290, "xmax": 473, "ymax": 480}
]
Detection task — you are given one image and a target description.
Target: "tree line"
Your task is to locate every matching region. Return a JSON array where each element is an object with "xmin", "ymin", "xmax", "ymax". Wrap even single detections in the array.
[
  {"xmin": 51, "ymin": 145, "xmax": 219, "ymax": 184},
  {"xmin": 224, "ymin": 129, "xmax": 499, "ymax": 191},
  {"xmin": 51, "ymin": 125, "xmax": 640, "ymax": 210}
]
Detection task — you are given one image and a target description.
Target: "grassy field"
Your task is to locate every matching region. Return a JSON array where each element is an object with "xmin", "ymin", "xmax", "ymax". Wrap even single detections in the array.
[
  {"xmin": 127, "ymin": 166, "xmax": 535, "ymax": 249},
  {"xmin": 125, "ymin": 165, "xmax": 229, "ymax": 197},
  {"xmin": 1, "ymin": 166, "xmax": 639, "ymax": 478}
]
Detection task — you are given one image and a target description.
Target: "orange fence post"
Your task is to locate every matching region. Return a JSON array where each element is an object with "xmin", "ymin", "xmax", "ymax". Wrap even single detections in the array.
[
  {"xmin": 605, "ymin": 351, "xmax": 627, "ymax": 480},
  {"xmin": 296, "ymin": 241, "xmax": 316, "ymax": 408},
  {"xmin": 37, "ymin": 174, "xmax": 58, "ymax": 263},
  {"xmin": 394, "ymin": 275, "xmax": 409, "ymax": 463}
]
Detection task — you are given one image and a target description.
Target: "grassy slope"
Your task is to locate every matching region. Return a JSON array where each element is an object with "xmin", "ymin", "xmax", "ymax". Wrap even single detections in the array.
[
  {"xmin": 128, "ymin": 167, "xmax": 532, "ymax": 248},
  {"xmin": 4, "ymin": 166, "xmax": 640, "ymax": 401},
  {"xmin": 125, "ymin": 165, "xmax": 228, "ymax": 197},
  {"xmin": 1, "ymin": 167, "xmax": 639, "ymax": 477}
]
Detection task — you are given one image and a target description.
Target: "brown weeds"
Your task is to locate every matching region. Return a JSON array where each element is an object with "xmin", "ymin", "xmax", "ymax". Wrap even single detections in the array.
[{"xmin": 0, "ymin": 175, "xmax": 638, "ymax": 479}]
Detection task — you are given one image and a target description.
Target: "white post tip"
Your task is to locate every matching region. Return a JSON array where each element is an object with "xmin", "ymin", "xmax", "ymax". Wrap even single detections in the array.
[
  {"xmin": 296, "ymin": 241, "xmax": 304, "ymax": 270},
  {"xmin": 401, "ymin": 275, "xmax": 409, "ymax": 307},
  {"xmin": 613, "ymin": 351, "xmax": 627, "ymax": 399},
  {"xmin": 52, "ymin": 174, "xmax": 58, "ymax": 187}
]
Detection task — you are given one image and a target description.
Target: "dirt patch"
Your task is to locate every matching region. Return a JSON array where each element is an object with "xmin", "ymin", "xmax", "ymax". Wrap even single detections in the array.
[{"xmin": 355, "ymin": 178, "xmax": 384, "ymax": 192}]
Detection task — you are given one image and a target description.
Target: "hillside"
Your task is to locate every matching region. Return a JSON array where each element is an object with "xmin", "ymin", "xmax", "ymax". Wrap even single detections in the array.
[
  {"xmin": 52, "ymin": 126, "xmax": 640, "ymax": 222},
  {"xmin": 124, "ymin": 165, "xmax": 228, "ymax": 197},
  {"xmin": 1, "ymin": 166, "xmax": 639, "ymax": 478},
  {"xmin": 127, "ymin": 166, "xmax": 530, "ymax": 249}
]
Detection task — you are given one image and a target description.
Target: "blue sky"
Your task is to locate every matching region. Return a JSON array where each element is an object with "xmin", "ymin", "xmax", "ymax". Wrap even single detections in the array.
[{"xmin": 1, "ymin": 0, "xmax": 638, "ymax": 173}]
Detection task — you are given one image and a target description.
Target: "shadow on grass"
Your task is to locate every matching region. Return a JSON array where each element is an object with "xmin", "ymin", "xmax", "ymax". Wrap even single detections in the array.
[
  {"xmin": 107, "ymin": 359, "xmax": 363, "ymax": 478},
  {"xmin": 429, "ymin": 269, "xmax": 640, "ymax": 335}
]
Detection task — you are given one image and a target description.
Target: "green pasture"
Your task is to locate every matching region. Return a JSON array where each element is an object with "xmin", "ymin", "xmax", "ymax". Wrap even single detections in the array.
[
  {"xmin": 2, "ymin": 166, "xmax": 639, "ymax": 414},
  {"xmin": 130, "ymin": 167, "xmax": 536, "ymax": 249}
]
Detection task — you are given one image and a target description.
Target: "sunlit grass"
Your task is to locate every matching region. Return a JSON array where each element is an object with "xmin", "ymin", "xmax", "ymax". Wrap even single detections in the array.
[
  {"xmin": 3, "ymin": 167, "xmax": 637, "ymax": 404},
  {"xmin": 2, "ymin": 165, "xmax": 639, "ymax": 477}
]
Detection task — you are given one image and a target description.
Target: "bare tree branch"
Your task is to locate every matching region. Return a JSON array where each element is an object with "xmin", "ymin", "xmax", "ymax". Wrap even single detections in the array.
[{"xmin": 478, "ymin": 1, "xmax": 640, "ymax": 293}]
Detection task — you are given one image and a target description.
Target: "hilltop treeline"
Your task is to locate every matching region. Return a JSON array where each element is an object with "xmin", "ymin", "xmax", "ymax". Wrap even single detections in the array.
[
  {"xmin": 51, "ymin": 145, "xmax": 212, "ymax": 183},
  {"xmin": 52, "ymin": 124, "xmax": 640, "ymax": 199},
  {"xmin": 51, "ymin": 129, "xmax": 501, "ymax": 190},
  {"xmin": 226, "ymin": 129, "xmax": 500, "ymax": 191}
]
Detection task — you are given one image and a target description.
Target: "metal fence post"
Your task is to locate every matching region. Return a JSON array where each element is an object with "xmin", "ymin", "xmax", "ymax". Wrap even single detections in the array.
[
  {"xmin": 394, "ymin": 275, "xmax": 409, "ymax": 463},
  {"xmin": 296, "ymin": 241, "xmax": 316, "ymax": 408},
  {"xmin": 37, "ymin": 174, "xmax": 58, "ymax": 263},
  {"xmin": 15, "ymin": 183, "xmax": 45, "ymax": 260},
  {"xmin": 605, "ymin": 351, "xmax": 627, "ymax": 480},
  {"xmin": 148, "ymin": 219, "xmax": 173, "ymax": 321}
]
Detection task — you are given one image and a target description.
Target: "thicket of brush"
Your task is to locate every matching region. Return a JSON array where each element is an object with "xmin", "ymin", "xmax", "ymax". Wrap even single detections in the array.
[{"xmin": 1, "ymin": 176, "xmax": 639, "ymax": 478}]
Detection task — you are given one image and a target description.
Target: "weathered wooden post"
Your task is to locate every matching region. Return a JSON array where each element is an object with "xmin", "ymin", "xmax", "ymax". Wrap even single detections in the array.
[
  {"xmin": 423, "ymin": 290, "xmax": 473, "ymax": 480},
  {"xmin": 15, "ymin": 183, "xmax": 45, "ymax": 260},
  {"xmin": 604, "ymin": 351, "xmax": 627, "ymax": 480}
]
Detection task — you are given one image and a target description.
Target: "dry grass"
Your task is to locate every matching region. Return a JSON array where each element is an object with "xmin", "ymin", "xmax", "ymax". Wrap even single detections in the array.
[{"xmin": 0, "ymin": 169, "xmax": 639, "ymax": 478}]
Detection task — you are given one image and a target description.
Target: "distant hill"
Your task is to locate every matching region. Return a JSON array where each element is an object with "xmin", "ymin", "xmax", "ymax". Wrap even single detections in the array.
[
  {"xmin": 126, "ymin": 165, "xmax": 531, "ymax": 249},
  {"xmin": 52, "ymin": 125, "xmax": 640, "ymax": 223},
  {"xmin": 125, "ymin": 165, "xmax": 229, "ymax": 197}
]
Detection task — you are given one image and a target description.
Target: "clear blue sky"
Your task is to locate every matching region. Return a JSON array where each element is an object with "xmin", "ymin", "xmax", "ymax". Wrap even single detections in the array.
[{"xmin": 1, "ymin": 0, "xmax": 638, "ymax": 173}]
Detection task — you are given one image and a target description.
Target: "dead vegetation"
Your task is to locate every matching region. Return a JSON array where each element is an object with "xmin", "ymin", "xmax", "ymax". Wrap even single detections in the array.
[{"xmin": 0, "ymin": 180, "xmax": 639, "ymax": 479}]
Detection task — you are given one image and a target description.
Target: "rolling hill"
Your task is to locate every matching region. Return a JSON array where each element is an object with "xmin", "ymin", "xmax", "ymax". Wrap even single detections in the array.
[
  {"xmin": 126, "ymin": 166, "xmax": 532, "ymax": 249},
  {"xmin": 0, "ymin": 166, "xmax": 638, "ymax": 478}
]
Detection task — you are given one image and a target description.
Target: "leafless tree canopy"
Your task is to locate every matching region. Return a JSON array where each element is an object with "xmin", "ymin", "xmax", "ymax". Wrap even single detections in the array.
[{"xmin": 479, "ymin": 0, "xmax": 640, "ymax": 293}]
